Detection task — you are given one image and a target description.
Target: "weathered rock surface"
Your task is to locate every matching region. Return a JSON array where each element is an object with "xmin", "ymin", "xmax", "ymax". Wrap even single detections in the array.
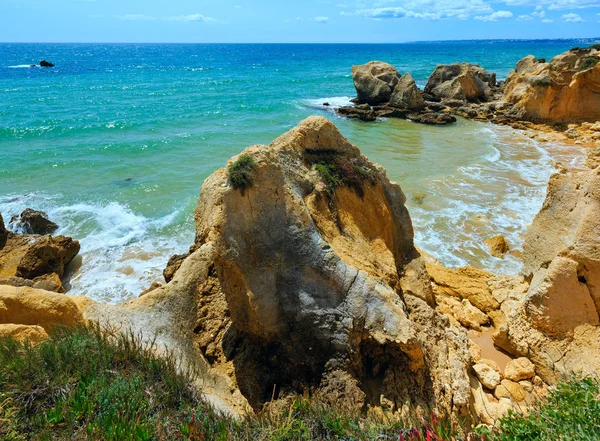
[
  {"xmin": 0, "ymin": 229, "xmax": 79, "ymax": 293},
  {"xmin": 336, "ymin": 104, "xmax": 377, "ymax": 122},
  {"xmin": 0, "ymin": 285, "xmax": 84, "ymax": 330},
  {"xmin": 0, "ymin": 214, "xmax": 8, "ymax": 249},
  {"xmin": 472, "ymin": 363, "xmax": 501, "ymax": 389},
  {"xmin": 494, "ymin": 379, "xmax": 527, "ymax": 402},
  {"xmin": 352, "ymin": 61, "xmax": 400, "ymax": 105},
  {"xmin": 504, "ymin": 357, "xmax": 535, "ymax": 382},
  {"xmin": 123, "ymin": 117, "xmax": 472, "ymax": 418},
  {"xmin": 9, "ymin": 208, "xmax": 58, "ymax": 235},
  {"xmin": 408, "ymin": 112, "xmax": 457, "ymax": 125},
  {"xmin": 503, "ymin": 48, "xmax": 600, "ymax": 123},
  {"xmin": 0, "ymin": 323, "xmax": 48, "ymax": 344},
  {"xmin": 485, "ymin": 236, "xmax": 509, "ymax": 258},
  {"xmin": 389, "ymin": 73, "xmax": 425, "ymax": 111},
  {"xmin": 424, "ymin": 63, "xmax": 495, "ymax": 102}
]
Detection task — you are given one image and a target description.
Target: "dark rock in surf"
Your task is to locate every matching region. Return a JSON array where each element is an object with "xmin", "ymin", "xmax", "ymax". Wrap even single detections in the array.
[
  {"xmin": 408, "ymin": 112, "xmax": 457, "ymax": 125},
  {"xmin": 40, "ymin": 60, "xmax": 55, "ymax": 68},
  {"xmin": 336, "ymin": 104, "xmax": 377, "ymax": 122},
  {"xmin": 9, "ymin": 209, "xmax": 58, "ymax": 235}
]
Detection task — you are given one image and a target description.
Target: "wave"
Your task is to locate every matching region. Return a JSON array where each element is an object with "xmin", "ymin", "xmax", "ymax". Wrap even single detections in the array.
[
  {"xmin": 0, "ymin": 194, "xmax": 192, "ymax": 304},
  {"xmin": 8, "ymin": 64, "xmax": 37, "ymax": 69},
  {"xmin": 302, "ymin": 96, "xmax": 353, "ymax": 112}
]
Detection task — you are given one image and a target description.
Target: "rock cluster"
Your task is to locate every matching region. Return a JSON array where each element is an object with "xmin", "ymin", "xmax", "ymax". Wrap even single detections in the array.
[
  {"xmin": 424, "ymin": 63, "xmax": 496, "ymax": 102},
  {"xmin": 0, "ymin": 210, "xmax": 79, "ymax": 293},
  {"xmin": 503, "ymin": 47, "xmax": 600, "ymax": 123}
]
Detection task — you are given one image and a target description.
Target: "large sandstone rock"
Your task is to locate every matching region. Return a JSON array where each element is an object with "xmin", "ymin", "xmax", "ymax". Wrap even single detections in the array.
[
  {"xmin": 0, "ymin": 323, "xmax": 48, "ymax": 344},
  {"xmin": 352, "ymin": 61, "xmax": 400, "ymax": 105},
  {"xmin": 389, "ymin": 73, "xmax": 425, "ymax": 111},
  {"xmin": 425, "ymin": 63, "xmax": 495, "ymax": 102},
  {"xmin": 0, "ymin": 285, "xmax": 84, "ymax": 331},
  {"xmin": 503, "ymin": 48, "xmax": 600, "ymax": 123},
  {"xmin": 496, "ymin": 160, "xmax": 600, "ymax": 383},
  {"xmin": 134, "ymin": 117, "xmax": 472, "ymax": 417},
  {"xmin": 9, "ymin": 208, "xmax": 58, "ymax": 235}
]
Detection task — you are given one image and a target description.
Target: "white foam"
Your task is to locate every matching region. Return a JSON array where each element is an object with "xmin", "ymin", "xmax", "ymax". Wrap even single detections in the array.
[
  {"xmin": 8, "ymin": 64, "xmax": 37, "ymax": 69},
  {"xmin": 303, "ymin": 96, "xmax": 354, "ymax": 112},
  {"xmin": 1, "ymin": 194, "xmax": 192, "ymax": 304}
]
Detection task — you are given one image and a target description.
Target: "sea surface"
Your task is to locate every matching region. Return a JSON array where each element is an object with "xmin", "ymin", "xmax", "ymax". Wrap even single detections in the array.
[{"xmin": 1, "ymin": 40, "xmax": 595, "ymax": 303}]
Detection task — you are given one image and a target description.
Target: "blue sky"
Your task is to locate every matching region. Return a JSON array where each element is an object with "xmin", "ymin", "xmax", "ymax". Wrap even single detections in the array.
[{"xmin": 1, "ymin": 0, "xmax": 599, "ymax": 43}]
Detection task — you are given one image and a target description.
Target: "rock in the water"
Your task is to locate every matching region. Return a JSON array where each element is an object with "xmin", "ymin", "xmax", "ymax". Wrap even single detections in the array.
[
  {"xmin": 9, "ymin": 209, "xmax": 58, "ymax": 235},
  {"xmin": 389, "ymin": 73, "xmax": 425, "ymax": 111},
  {"xmin": 0, "ymin": 214, "xmax": 7, "ymax": 249},
  {"xmin": 352, "ymin": 61, "xmax": 400, "ymax": 105},
  {"xmin": 407, "ymin": 112, "xmax": 456, "ymax": 125},
  {"xmin": 503, "ymin": 48, "xmax": 600, "ymax": 123},
  {"xmin": 39, "ymin": 60, "xmax": 54, "ymax": 67},
  {"xmin": 16, "ymin": 235, "xmax": 80, "ymax": 280},
  {"xmin": 335, "ymin": 104, "xmax": 377, "ymax": 122},
  {"xmin": 485, "ymin": 236, "xmax": 510, "ymax": 258},
  {"xmin": 425, "ymin": 63, "xmax": 495, "ymax": 102}
]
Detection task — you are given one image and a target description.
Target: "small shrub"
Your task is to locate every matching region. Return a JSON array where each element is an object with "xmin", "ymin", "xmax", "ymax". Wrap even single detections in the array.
[
  {"xmin": 588, "ymin": 44, "xmax": 600, "ymax": 50},
  {"xmin": 578, "ymin": 56, "xmax": 599, "ymax": 71},
  {"xmin": 228, "ymin": 153, "xmax": 257, "ymax": 190}
]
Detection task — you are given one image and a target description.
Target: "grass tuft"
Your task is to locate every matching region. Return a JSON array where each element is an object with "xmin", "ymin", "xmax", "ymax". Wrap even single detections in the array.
[
  {"xmin": 228, "ymin": 153, "xmax": 257, "ymax": 190},
  {"xmin": 578, "ymin": 56, "xmax": 599, "ymax": 71}
]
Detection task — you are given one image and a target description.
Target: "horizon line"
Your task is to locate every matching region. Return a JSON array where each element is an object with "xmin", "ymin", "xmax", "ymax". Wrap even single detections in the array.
[{"xmin": 1, "ymin": 37, "xmax": 599, "ymax": 45}]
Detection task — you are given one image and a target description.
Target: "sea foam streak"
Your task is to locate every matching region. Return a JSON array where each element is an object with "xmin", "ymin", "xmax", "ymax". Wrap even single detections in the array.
[{"xmin": 0, "ymin": 194, "xmax": 192, "ymax": 303}]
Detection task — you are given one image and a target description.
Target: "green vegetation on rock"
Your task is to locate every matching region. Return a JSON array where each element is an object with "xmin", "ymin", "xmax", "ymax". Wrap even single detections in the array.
[
  {"xmin": 228, "ymin": 153, "xmax": 257, "ymax": 190},
  {"xmin": 578, "ymin": 56, "xmax": 599, "ymax": 71}
]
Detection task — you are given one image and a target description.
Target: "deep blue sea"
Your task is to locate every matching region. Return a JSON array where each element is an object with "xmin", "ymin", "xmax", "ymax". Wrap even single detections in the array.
[{"xmin": 1, "ymin": 40, "xmax": 595, "ymax": 302}]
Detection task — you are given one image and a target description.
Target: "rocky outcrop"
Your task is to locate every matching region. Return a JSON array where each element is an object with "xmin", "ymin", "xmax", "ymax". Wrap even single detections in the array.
[
  {"xmin": 352, "ymin": 61, "xmax": 399, "ymax": 105},
  {"xmin": 492, "ymin": 150, "xmax": 600, "ymax": 382},
  {"xmin": 40, "ymin": 60, "xmax": 54, "ymax": 68},
  {"xmin": 389, "ymin": 73, "xmax": 425, "ymax": 111},
  {"xmin": 424, "ymin": 63, "xmax": 496, "ymax": 103},
  {"xmin": 503, "ymin": 47, "xmax": 600, "ymax": 123},
  {"xmin": 0, "ymin": 285, "xmax": 84, "ymax": 331},
  {"xmin": 127, "ymin": 117, "xmax": 472, "ymax": 419},
  {"xmin": 408, "ymin": 112, "xmax": 456, "ymax": 125},
  {"xmin": 9, "ymin": 208, "xmax": 58, "ymax": 235},
  {"xmin": 0, "ymin": 214, "xmax": 7, "ymax": 249},
  {"xmin": 0, "ymin": 226, "xmax": 80, "ymax": 293}
]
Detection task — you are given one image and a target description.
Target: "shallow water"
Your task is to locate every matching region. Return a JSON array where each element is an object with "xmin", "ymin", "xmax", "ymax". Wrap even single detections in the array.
[{"xmin": 0, "ymin": 42, "xmax": 591, "ymax": 303}]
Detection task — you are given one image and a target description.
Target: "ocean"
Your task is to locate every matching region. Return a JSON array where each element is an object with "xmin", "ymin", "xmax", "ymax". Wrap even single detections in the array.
[{"xmin": 1, "ymin": 40, "xmax": 594, "ymax": 303}]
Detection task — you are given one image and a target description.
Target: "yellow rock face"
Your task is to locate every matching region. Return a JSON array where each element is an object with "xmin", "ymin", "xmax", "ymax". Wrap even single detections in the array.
[
  {"xmin": 503, "ymin": 48, "xmax": 600, "ymax": 123},
  {"xmin": 0, "ymin": 285, "xmax": 84, "ymax": 331},
  {"xmin": 0, "ymin": 323, "xmax": 48, "ymax": 344}
]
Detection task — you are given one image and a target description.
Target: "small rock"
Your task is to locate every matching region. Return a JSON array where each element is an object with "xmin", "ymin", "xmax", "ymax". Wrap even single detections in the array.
[
  {"xmin": 494, "ymin": 379, "xmax": 527, "ymax": 402},
  {"xmin": 485, "ymin": 236, "xmax": 510, "ymax": 258},
  {"xmin": 9, "ymin": 209, "xmax": 58, "ymax": 235},
  {"xmin": 504, "ymin": 357, "xmax": 535, "ymax": 382},
  {"xmin": 519, "ymin": 380, "xmax": 533, "ymax": 392},
  {"xmin": 40, "ymin": 60, "xmax": 54, "ymax": 67},
  {"xmin": 336, "ymin": 105, "xmax": 377, "ymax": 122},
  {"xmin": 478, "ymin": 358, "xmax": 502, "ymax": 374},
  {"xmin": 473, "ymin": 363, "xmax": 501, "ymax": 389},
  {"xmin": 322, "ymin": 102, "xmax": 330, "ymax": 106},
  {"xmin": 407, "ymin": 112, "xmax": 456, "ymax": 125}
]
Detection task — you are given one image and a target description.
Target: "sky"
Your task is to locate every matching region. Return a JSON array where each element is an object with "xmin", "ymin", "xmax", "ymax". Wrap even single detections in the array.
[{"xmin": 1, "ymin": 0, "xmax": 599, "ymax": 43}]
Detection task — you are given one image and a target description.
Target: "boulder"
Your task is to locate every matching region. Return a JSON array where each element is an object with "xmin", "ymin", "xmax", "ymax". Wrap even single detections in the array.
[
  {"xmin": 0, "ymin": 214, "xmax": 7, "ymax": 249},
  {"xmin": 425, "ymin": 63, "xmax": 495, "ymax": 102},
  {"xmin": 9, "ymin": 209, "xmax": 58, "ymax": 235},
  {"xmin": 0, "ymin": 285, "xmax": 84, "ymax": 331},
  {"xmin": 407, "ymin": 112, "xmax": 456, "ymax": 125},
  {"xmin": 494, "ymin": 379, "xmax": 527, "ymax": 402},
  {"xmin": 134, "ymin": 117, "xmax": 472, "ymax": 416},
  {"xmin": 503, "ymin": 48, "xmax": 600, "ymax": 123},
  {"xmin": 16, "ymin": 235, "xmax": 80, "ymax": 279},
  {"xmin": 163, "ymin": 252, "xmax": 190, "ymax": 283},
  {"xmin": 352, "ymin": 61, "xmax": 400, "ymax": 105},
  {"xmin": 436, "ymin": 296, "xmax": 489, "ymax": 331},
  {"xmin": 389, "ymin": 73, "xmax": 425, "ymax": 111},
  {"xmin": 472, "ymin": 363, "xmax": 501, "ymax": 389},
  {"xmin": 504, "ymin": 357, "xmax": 535, "ymax": 382},
  {"xmin": 485, "ymin": 236, "xmax": 509, "ymax": 258},
  {"xmin": 39, "ymin": 60, "xmax": 54, "ymax": 67},
  {"xmin": 0, "ymin": 323, "xmax": 48, "ymax": 344}
]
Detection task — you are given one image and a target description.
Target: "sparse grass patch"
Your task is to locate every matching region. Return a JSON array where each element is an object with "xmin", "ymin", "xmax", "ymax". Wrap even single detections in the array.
[
  {"xmin": 578, "ymin": 56, "xmax": 599, "ymax": 71},
  {"xmin": 532, "ymin": 78, "xmax": 552, "ymax": 87},
  {"xmin": 305, "ymin": 149, "xmax": 376, "ymax": 198},
  {"xmin": 228, "ymin": 153, "xmax": 257, "ymax": 190},
  {"xmin": 588, "ymin": 44, "xmax": 600, "ymax": 50},
  {"xmin": 482, "ymin": 377, "xmax": 600, "ymax": 441}
]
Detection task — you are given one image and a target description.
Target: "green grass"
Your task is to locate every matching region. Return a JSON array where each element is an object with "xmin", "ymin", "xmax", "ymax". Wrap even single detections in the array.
[
  {"xmin": 578, "ymin": 56, "xmax": 599, "ymax": 71},
  {"xmin": 228, "ymin": 153, "xmax": 257, "ymax": 190},
  {"xmin": 2, "ymin": 325, "xmax": 598, "ymax": 441},
  {"xmin": 481, "ymin": 377, "xmax": 600, "ymax": 441}
]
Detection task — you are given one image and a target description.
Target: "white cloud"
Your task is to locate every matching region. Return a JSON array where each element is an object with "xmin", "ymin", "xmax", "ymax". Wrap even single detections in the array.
[
  {"xmin": 562, "ymin": 12, "xmax": 584, "ymax": 21},
  {"xmin": 518, "ymin": 9, "xmax": 546, "ymax": 19},
  {"xmin": 542, "ymin": 18, "xmax": 554, "ymax": 21},
  {"xmin": 340, "ymin": 11, "xmax": 353, "ymax": 16},
  {"xmin": 117, "ymin": 13, "xmax": 217, "ymax": 22},
  {"xmin": 355, "ymin": 0, "xmax": 494, "ymax": 21},
  {"xmin": 518, "ymin": 14, "xmax": 534, "ymax": 19},
  {"xmin": 474, "ymin": 10, "xmax": 514, "ymax": 21},
  {"xmin": 314, "ymin": 16, "xmax": 329, "ymax": 22},
  {"xmin": 501, "ymin": 0, "xmax": 600, "ymax": 10}
]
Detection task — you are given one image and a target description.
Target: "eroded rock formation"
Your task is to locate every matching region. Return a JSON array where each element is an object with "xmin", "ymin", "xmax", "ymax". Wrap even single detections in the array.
[
  {"xmin": 424, "ymin": 63, "xmax": 496, "ymax": 103},
  {"xmin": 503, "ymin": 47, "xmax": 600, "ymax": 123}
]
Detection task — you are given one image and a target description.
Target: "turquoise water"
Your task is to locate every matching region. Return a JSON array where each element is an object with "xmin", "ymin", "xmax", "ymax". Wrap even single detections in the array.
[{"xmin": 1, "ymin": 41, "xmax": 592, "ymax": 302}]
